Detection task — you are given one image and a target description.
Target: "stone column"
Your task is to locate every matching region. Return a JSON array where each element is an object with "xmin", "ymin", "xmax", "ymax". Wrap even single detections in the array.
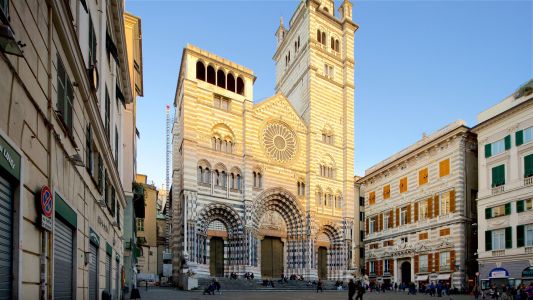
[{"xmin": 394, "ymin": 258, "xmax": 399, "ymax": 283}]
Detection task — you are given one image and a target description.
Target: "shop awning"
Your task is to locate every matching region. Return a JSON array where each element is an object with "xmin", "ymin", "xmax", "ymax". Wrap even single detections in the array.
[
  {"xmin": 437, "ymin": 274, "xmax": 451, "ymax": 280},
  {"xmin": 416, "ymin": 275, "xmax": 429, "ymax": 281}
]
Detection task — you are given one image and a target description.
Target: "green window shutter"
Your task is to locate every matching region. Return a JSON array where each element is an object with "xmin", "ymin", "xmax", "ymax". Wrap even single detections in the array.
[
  {"xmin": 516, "ymin": 130, "xmax": 524, "ymax": 146},
  {"xmin": 517, "ymin": 200, "xmax": 525, "ymax": 213},
  {"xmin": 492, "ymin": 165, "xmax": 505, "ymax": 187},
  {"xmin": 485, "ymin": 144, "xmax": 492, "ymax": 158},
  {"xmin": 505, "ymin": 203, "xmax": 511, "ymax": 215},
  {"xmin": 525, "ymin": 154, "xmax": 533, "ymax": 178},
  {"xmin": 485, "ymin": 207, "xmax": 492, "ymax": 219},
  {"xmin": 485, "ymin": 230, "xmax": 492, "ymax": 251},
  {"xmin": 505, "ymin": 227, "xmax": 512, "ymax": 249},
  {"xmin": 517, "ymin": 225, "xmax": 525, "ymax": 247},
  {"xmin": 504, "ymin": 135, "xmax": 511, "ymax": 150}
]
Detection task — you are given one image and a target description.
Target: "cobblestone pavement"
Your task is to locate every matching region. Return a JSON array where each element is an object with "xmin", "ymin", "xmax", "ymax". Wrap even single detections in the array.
[{"xmin": 129, "ymin": 287, "xmax": 475, "ymax": 300}]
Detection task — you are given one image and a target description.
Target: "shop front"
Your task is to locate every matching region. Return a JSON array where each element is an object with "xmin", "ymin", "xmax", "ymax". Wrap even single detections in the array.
[
  {"xmin": 522, "ymin": 266, "xmax": 533, "ymax": 285},
  {"xmin": 481, "ymin": 267, "xmax": 510, "ymax": 289}
]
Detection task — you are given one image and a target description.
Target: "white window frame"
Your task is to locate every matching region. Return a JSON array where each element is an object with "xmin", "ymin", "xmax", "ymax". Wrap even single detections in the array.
[
  {"xmin": 524, "ymin": 127, "xmax": 533, "ymax": 144},
  {"xmin": 400, "ymin": 207, "xmax": 407, "ymax": 226},
  {"xmin": 440, "ymin": 192, "xmax": 450, "ymax": 215},
  {"xmin": 492, "ymin": 229, "xmax": 505, "ymax": 250},
  {"xmin": 419, "ymin": 255, "xmax": 428, "ymax": 272},
  {"xmin": 526, "ymin": 224, "xmax": 533, "ymax": 247},
  {"xmin": 439, "ymin": 252, "xmax": 450, "ymax": 269},
  {"xmin": 420, "ymin": 200, "xmax": 429, "ymax": 220},
  {"xmin": 369, "ymin": 218, "xmax": 375, "ymax": 234},
  {"xmin": 383, "ymin": 214, "xmax": 389, "ymax": 231},
  {"xmin": 491, "ymin": 139, "xmax": 505, "ymax": 156},
  {"xmin": 370, "ymin": 261, "xmax": 375, "ymax": 273}
]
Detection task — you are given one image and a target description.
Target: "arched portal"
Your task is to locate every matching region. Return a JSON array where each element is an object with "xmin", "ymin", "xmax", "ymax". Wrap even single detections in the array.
[
  {"xmin": 252, "ymin": 188, "xmax": 305, "ymax": 278},
  {"xmin": 401, "ymin": 261, "xmax": 411, "ymax": 284},
  {"xmin": 316, "ymin": 224, "xmax": 344, "ymax": 280}
]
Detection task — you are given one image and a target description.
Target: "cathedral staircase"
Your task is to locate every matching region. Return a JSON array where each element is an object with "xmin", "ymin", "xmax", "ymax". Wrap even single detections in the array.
[{"xmin": 197, "ymin": 277, "xmax": 341, "ymax": 291}]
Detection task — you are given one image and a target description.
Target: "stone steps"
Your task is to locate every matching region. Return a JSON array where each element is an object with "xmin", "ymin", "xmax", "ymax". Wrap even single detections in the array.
[{"xmin": 197, "ymin": 278, "xmax": 344, "ymax": 291}]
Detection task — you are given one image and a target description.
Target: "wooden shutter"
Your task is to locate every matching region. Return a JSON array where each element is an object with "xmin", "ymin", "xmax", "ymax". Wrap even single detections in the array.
[
  {"xmin": 504, "ymin": 135, "xmax": 511, "ymax": 150},
  {"xmin": 485, "ymin": 230, "xmax": 492, "ymax": 251},
  {"xmin": 378, "ymin": 214, "xmax": 382, "ymax": 232},
  {"xmin": 505, "ymin": 227, "xmax": 512, "ymax": 249},
  {"xmin": 414, "ymin": 202, "xmax": 419, "ymax": 222},
  {"xmin": 400, "ymin": 177, "xmax": 407, "ymax": 193},
  {"xmin": 365, "ymin": 261, "xmax": 369, "ymax": 275},
  {"xmin": 388, "ymin": 210, "xmax": 393, "ymax": 228},
  {"xmin": 434, "ymin": 252, "xmax": 440, "ymax": 272},
  {"xmin": 369, "ymin": 191, "xmax": 376, "ymax": 205},
  {"xmin": 516, "ymin": 130, "xmax": 524, "ymax": 146},
  {"xmin": 414, "ymin": 255, "xmax": 419, "ymax": 273},
  {"xmin": 525, "ymin": 154, "xmax": 533, "ymax": 178},
  {"xmin": 428, "ymin": 253, "xmax": 433, "ymax": 272},
  {"xmin": 517, "ymin": 200, "xmax": 525, "ymax": 213},
  {"xmin": 428, "ymin": 198, "xmax": 433, "ymax": 219},
  {"xmin": 449, "ymin": 190, "xmax": 456, "ymax": 213},
  {"xmin": 419, "ymin": 168, "xmax": 428, "ymax": 185},
  {"xmin": 485, "ymin": 207, "xmax": 492, "ymax": 219},
  {"xmin": 434, "ymin": 194, "xmax": 440, "ymax": 217},
  {"xmin": 406, "ymin": 204, "xmax": 411, "ymax": 224},
  {"xmin": 485, "ymin": 144, "xmax": 491, "ymax": 158},
  {"xmin": 439, "ymin": 159, "xmax": 450, "ymax": 177},
  {"xmin": 517, "ymin": 225, "xmax": 525, "ymax": 247},
  {"xmin": 396, "ymin": 208, "xmax": 400, "ymax": 227},
  {"xmin": 390, "ymin": 260, "xmax": 394, "ymax": 275},
  {"xmin": 505, "ymin": 203, "xmax": 511, "ymax": 215},
  {"xmin": 450, "ymin": 250, "xmax": 456, "ymax": 271},
  {"xmin": 365, "ymin": 218, "xmax": 369, "ymax": 234}
]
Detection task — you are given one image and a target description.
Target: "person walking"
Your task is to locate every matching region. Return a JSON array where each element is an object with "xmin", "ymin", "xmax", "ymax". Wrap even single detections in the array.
[
  {"xmin": 348, "ymin": 279, "xmax": 356, "ymax": 300},
  {"xmin": 355, "ymin": 282, "xmax": 365, "ymax": 300},
  {"xmin": 317, "ymin": 280, "xmax": 323, "ymax": 293}
]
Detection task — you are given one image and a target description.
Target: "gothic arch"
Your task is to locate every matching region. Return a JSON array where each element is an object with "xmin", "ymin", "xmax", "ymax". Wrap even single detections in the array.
[
  {"xmin": 252, "ymin": 187, "xmax": 304, "ymax": 237},
  {"xmin": 317, "ymin": 223, "xmax": 343, "ymax": 246},
  {"xmin": 197, "ymin": 203, "xmax": 243, "ymax": 237}
]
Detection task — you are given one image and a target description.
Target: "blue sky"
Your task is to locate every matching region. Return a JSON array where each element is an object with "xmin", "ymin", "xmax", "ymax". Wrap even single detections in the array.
[{"xmin": 126, "ymin": 0, "xmax": 532, "ymax": 188}]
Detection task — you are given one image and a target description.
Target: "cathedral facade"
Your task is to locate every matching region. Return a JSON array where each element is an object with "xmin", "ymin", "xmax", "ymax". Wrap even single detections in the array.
[{"xmin": 171, "ymin": 0, "xmax": 359, "ymax": 281}]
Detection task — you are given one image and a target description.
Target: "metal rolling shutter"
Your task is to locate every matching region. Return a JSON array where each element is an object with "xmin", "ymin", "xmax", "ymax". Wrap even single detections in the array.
[
  {"xmin": 89, "ymin": 243, "xmax": 98, "ymax": 300},
  {"xmin": 114, "ymin": 259, "xmax": 119, "ymax": 299},
  {"xmin": 53, "ymin": 218, "xmax": 74, "ymax": 300},
  {"xmin": 106, "ymin": 253, "xmax": 112, "ymax": 293},
  {"xmin": 0, "ymin": 176, "xmax": 13, "ymax": 299}
]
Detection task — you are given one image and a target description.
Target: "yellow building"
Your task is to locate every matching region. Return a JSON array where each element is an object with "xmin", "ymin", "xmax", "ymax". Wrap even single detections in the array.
[
  {"xmin": 171, "ymin": 0, "xmax": 360, "ymax": 282},
  {"xmin": 135, "ymin": 174, "xmax": 159, "ymax": 276}
]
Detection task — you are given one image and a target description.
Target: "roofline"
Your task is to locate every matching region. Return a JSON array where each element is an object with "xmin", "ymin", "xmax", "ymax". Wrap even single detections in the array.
[{"xmin": 471, "ymin": 97, "xmax": 533, "ymax": 133}]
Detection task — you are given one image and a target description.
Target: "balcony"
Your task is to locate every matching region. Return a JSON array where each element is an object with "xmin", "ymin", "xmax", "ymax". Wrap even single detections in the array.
[
  {"xmin": 526, "ymin": 247, "xmax": 533, "ymax": 254},
  {"xmin": 492, "ymin": 250, "xmax": 505, "ymax": 257},
  {"xmin": 491, "ymin": 185, "xmax": 505, "ymax": 195},
  {"xmin": 525, "ymin": 176, "xmax": 533, "ymax": 187}
]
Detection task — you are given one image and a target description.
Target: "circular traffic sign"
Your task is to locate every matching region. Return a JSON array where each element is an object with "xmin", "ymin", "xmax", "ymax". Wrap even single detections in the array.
[{"xmin": 41, "ymin": 186, "xmax": 53, "ymax": 218}]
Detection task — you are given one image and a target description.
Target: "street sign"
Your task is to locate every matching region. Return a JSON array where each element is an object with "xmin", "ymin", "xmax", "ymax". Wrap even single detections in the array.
[
  {"xmin": 40, "ymin": 186, "xmax": 53, "ymax": 218},
  {"xmin": 41, "ymin": 215, "xmax": 52, "ymax": 231}
]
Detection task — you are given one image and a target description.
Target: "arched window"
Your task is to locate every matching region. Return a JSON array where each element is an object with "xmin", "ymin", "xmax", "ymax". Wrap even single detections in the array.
[
  {"xmin": 221, "ymin": 171, "xmax": 227, "ymax": 188},
  {"xmin": 253, "ymin": 171, "xmax": 257, "ymax": 187},
  {"xmin": 214, "ymin": 170, "xmax": 220, "ymax": 186},
  {"xmin": 230, "ymin": 173, "xmax": 235, "ymax": 189},
  {"xmin": 335, "ymin": 39, "xmax": 340, "ymax": 52},
  {"xmin": 331, "ymin": 37, "xmax": 334, "ymax": 49},
  {"xmin": 258, "ymin": 173, "xmax": 262, "ymax": 188},
  {"xmin": 317, "ymin": 30, "xmax": 321, "ymax": 43},
  {"xmin": 197, "ymin": 166, "xmax": 203, "ymax": 183},
  {"xmin": 196, "ymin": 61, "xmax": 206, "ymax": 81},
  {"xmin": 294, "ymin": 41, "xmax": 297, "ymax": 52},
  {"xmin": 237, "ymin": 77, "xmax": 245, "ymax": 95},
  {"xmin": 207, "ymin": 65, "xmax": 216, "ymax": 85},
  {"xmin": 204, "ymin": 168, "xmax": 210, "ymax": 184},
  {"xmin": 227, "ymin": 73, "xmax": 236, "ymax": 92},
  {"xmin": 237, "ymin": 174, "xmax": 241, "ymax": 191},
  {"xmin": 321, "ymin": 32, "xmax": 326, "ymax": 46},
  {"xmin": 217, "ymin": 69, "xmax": 226, "ymax": 88},
  {"xmin": 298, "ymin": 36, "xmax": 300, "ymax": 49}
]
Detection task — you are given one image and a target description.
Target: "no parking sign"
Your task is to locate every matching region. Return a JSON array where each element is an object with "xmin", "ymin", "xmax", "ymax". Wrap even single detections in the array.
[{"xmin": 40, "ymin": 186, "xmax": 53, "ymax": 231}]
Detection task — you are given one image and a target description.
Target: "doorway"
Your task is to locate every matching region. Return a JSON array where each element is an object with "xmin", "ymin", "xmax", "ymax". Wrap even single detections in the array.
[
  {"xmin": 318, "ymin": 247, "xmax": 328, "ymax": 279},
  {"xmin": 401, "ymin": 261, "xmax": 411, "ymax": 284},
  {"xmin": 209, "ymin": 237, "xmax": 224, "ymax": 277},
  {"xmin": 261, "ymin": 237, "xmax": 284, "ymax": 278}
]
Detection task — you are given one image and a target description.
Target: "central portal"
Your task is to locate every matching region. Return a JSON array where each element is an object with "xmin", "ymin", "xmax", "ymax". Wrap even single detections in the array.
[
  {"xmin": 261, "ymin": 237, "xmax": 284, "ymax": 278},
  {"xmin": 318, "ymin": 247, "xmax": 328, "ymax": 279},
  {"xmin": 209, "ymin": 237, "xmax": 224, "ymax": 277}
]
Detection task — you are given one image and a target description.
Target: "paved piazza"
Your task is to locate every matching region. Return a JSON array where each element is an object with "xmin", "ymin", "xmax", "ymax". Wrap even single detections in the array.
[{"xmin": 131, "ymin": 287, "xmax": 474, "ymax": 300}]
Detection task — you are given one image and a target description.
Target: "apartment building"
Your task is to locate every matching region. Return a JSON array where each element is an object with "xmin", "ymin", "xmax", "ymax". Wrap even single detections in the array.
[
  {"xmin": 472, "ymin": 80, "xmax": 533, "ymax": 288},
  {"xmin": 358, "ymin": 121, "xmax": 478, "ymax": 290}
]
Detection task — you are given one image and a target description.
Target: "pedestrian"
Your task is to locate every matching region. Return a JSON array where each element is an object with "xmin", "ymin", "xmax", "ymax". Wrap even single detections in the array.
[
  {"xmin": 317, "ymin": 280, "xmax": 323, "ymax": 293},
  {"xmin": 394, "ymin": 282, "xmax": 398, "ymax": 292},
  {"xmin": 348, "ymin": 279, "xmax": 356, "ymax": 300},
  {"xmin": 356, "ymin": 282, "xmax": 365, "ymax": 300},
  {"xmin": 214, "ymin": 278, "xmax": 221, "ymax": 295}
]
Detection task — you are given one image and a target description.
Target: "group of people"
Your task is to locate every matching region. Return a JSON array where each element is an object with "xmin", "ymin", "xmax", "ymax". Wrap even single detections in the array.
[
  {"xmin": 229, "ymin": 272, "xmax": 255, "ymax": 280},
  {"xmin": 475, "ymin": 282, "xmax": 533, "ymax": 300},
  {"xmin": 419, "ymin": 281, "xmax": 450, "ymax": 297},
  {"xmin": 202, "ymin": 279, "xmax": 221, "ymax": 295}
]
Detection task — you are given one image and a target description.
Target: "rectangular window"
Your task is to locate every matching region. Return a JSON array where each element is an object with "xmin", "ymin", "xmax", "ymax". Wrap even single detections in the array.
[
  {"xmin": 369, "ymin": 217, "xmax": 375, "ymax": 234},
  {"xmin": 400, "ymin": 237, "xmax": 408, "ymax": 244},
  {"xmin": 383, "ymin": 213, "xmax": 390, "ymax": 231},
  {"xmin": 419, "ymin": 168, "xmax": 428, "ymax": 185},
  {"xmin": 419, "ymin": 232, "xmax": 428, "ymax": 240},
  {"xmin": 369, "ymin": 261, "xmax": 375, "ymax": 273},
  {"xmin": 419, "ymin": 199, "xmax": 429, "ymax": 220},
  {"xmin": 383, "ymin": 184, "xmax": 390, "ymax": 199},
  {"xmin": 400, "ymin": 206, "xmax": 408, "ymax": 225},
  {"xmin": 136, "ymin": 218, "xmax": 144, "ymax": 231},
  {"xmin": 439, "ymin": 252, "xmax": 450, "ymax": 269},
  {"xmin": 524, "ymin": 127, "xmax": 533, "ymax": 144},
  {"xmin": 56, "ymin": 55, "xmax": 74, "ymax": 131},
  {"xmin": 214, "ymin": 94, "xmax": 230, "ymax": 111},
  {"xmin": 324, "ymin": 63, "xmax": 334, "ymax": 79},
  {"xmin": 440, "ymin": 228, "xmax": 450, "ymax": 236},
  {"xmin": 527, "ymin": 225, "xmax": 533, "ymax": 247},
  {"xmin": 525, "ymin": 154, "xmax": 533, "ymax": 178},
  {"xmin": 86, "ymin": 125, "xmax": 93, "ymax": 174},
  {"xmin": 88, "ymin": 14, "xmax": 97, "ymax": 67},
  {"xmin": 384, "ymin": 260, "xmax": 390, "ymax": 272},
  {"xmin": 517, "ymin": 199, "xmax": 533, "ymax": 213},
  {"xmin": 419, "ymin": 255, "xmax": 428, "ymax": 272},
  {"xmin": 490, "ymin": 203, "xmax": 510, "ymax": 218},
  {"xmin": 439, "ymin": 159, "xmax": 450, "ymax": 177},
  {"xmin": 114, "ymin": 127, "xmax": 119, "ymax": 166},
  {"xmin": 491, "ymin": 164, "xmax": 505, "ymax": 187},
  {"xmin": 399, "ymin": 177, "xmax": 408, "ymax": 193},
  {"xmin": 105, "ymin": 87, "xmax": 111, "ymax": 140},
  {"xmin": 491, "ymin": 229, "xmax": 505, "ymax": 250},
  {"xmin": 359, "ymin": 212, "xmax": 364, "ymax": 222},
  {"xmin": 440, "ymin": 191, "xmax": 450, "ymax": 215},
  {"xmin": 486, "ymin": 138, "xmax": 506, "ymax": 157},
  {"xmin": 0, "ymin": 0, "xmax": 9, "ymax": 19}
]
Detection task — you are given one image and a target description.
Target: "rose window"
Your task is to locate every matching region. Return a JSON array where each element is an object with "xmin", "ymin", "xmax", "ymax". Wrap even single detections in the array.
[{"xmin": 262, "ymin": 122, "xmax": 297, "ymax": 163}]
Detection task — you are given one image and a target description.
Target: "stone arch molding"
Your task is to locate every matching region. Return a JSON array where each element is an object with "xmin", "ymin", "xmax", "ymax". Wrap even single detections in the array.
[
  {"xmin": 252, "ymin": 187, "xmax": 305, "ymax": 238},
  {"xmin": 316, "ymin": 222, "xmax": 343, "ymax": 246},
  {"xmin": 197, "ymin": 202, "xmax": 243, "ymax": 237}
]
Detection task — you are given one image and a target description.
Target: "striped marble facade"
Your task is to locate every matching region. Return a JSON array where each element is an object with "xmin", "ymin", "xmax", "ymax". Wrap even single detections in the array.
[
  {"xmin": 170, "ymin": 0, "xmax": 359, "ymax": 282},
  {"xmin": 358, "ymin": 121, "xmax": 478, "ymax": 289}
]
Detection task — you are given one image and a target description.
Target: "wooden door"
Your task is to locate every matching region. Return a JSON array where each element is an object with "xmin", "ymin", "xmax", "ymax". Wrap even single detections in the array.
[
  {"xmin": 209, "ymin": 237, "xmax": 224, "ymax": 277},
  {"xmin": 261, "ymin": 237, "xmax": 284, "ymax": 278},
  {"xmin": 318, "ymin": 247, "xmax": 328, "ymax": 279}
]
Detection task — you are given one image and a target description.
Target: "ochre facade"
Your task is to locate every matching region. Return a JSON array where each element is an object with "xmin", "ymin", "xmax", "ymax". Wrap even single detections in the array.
[{"xmin": 171, "ymin": 0, "xmax": 360, "ymax": 281}]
